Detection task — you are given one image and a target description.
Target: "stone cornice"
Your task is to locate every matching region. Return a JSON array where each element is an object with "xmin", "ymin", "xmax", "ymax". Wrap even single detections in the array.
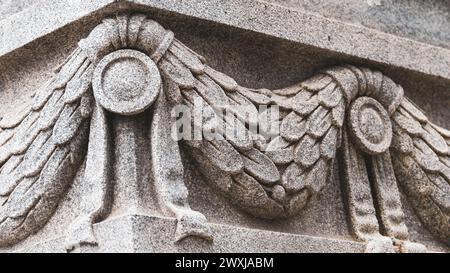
[{"xmin": 1, "ymin": 0, "xmax": 450, "ymax": 82}]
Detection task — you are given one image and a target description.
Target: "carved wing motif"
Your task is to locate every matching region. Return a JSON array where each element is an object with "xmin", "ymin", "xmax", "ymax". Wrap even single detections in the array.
[
  {"xmin": 161, "ymin": 46, "xmax": 450, "ymax": 247},
  {"xmin": 0, "ymin": 49, "xmax": 93, "ymax": 246},
  {"xmin": 160, "ymin": 40, "xmax": 345, "ymax": 218},
  {"xmin": 160, "ymin": 40, "xmax": 285, "ymax": 218},
  {"xmin": 390, "ymin": 99, "xmax": 450, "ymax": 245},
  {"xmin": 274, "ymin": 74, "xmax": 345, "ymax": 216}
]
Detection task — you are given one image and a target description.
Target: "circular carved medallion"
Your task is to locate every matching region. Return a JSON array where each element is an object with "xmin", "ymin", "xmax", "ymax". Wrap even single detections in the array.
[
  {"xmin": 348, "ymin": 96, "xmax": 392, "ymax": 155},
  {"xmin": 93, "ymin": 49, "xmax": 161, "ymax": 115}
]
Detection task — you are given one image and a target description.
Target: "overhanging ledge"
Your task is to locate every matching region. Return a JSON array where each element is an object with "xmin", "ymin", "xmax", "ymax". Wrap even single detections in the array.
[{"xmin": 1, "ymin": 0, "xmax": 450, "ymax": 80}]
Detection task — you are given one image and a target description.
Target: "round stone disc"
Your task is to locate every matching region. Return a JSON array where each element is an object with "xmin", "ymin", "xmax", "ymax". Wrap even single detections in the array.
[
  {"xmin": 348, "ymin": 96, "xmax": 392, "ymax": 155},
  {"xmin": 93, "ymin": 49, "xmax": 161, "ymax": 115}
]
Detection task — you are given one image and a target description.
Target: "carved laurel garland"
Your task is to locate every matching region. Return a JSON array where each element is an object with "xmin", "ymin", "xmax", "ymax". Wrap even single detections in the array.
[{"xmin": 0, "ymin": 14, "xmax": 448, "ymax": 252}]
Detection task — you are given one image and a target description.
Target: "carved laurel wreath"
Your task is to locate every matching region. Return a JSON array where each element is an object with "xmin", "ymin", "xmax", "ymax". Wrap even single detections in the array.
[{"xmin": 0, "ymin": 14, "xmax": 448, "ymax": 251}]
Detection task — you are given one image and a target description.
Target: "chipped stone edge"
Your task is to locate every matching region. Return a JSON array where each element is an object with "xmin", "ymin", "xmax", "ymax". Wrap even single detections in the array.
[{"xmin": 1, "ymin": 0, "xmax": 450, "ymax": 82}]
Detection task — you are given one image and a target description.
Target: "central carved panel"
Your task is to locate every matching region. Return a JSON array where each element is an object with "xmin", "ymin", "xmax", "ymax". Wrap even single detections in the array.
[{"xmin": 0, "ymin": 13, "xmax": 448, "ymax": 253}]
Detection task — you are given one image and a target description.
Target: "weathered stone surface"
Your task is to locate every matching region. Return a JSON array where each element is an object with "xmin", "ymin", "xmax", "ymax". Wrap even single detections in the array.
[
  {"xmin": 269, "ymin": 0, "xmax": 450, "ymax": 49},
  {"xmin": 0, "ymin": 1, "xmax": 448, "ymax": 253},
  {"xmin": 1, "ymin": 0, "xmax": 450, "ymax": 81}
]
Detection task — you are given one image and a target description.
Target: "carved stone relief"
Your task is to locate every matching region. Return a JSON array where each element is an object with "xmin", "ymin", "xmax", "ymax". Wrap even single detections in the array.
[{"xmin": 0, "ymin": 14, "xmax": 448, "ymax": 253}]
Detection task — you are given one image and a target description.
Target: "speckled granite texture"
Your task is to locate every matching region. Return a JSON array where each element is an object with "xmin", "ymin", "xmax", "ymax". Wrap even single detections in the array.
[
  {"xmin": 0, "ymin": 0, "xmax": 448, "ymax": 253},
  {"xmin": 270, "ymin": 0, "xmax": 450, "ymax": 49}
]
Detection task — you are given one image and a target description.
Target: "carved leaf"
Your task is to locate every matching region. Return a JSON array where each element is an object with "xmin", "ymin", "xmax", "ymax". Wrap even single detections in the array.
[
  {"xmin": 399, "ymin": 99, "xmax": 428, "ymax": 124},
  {"xmin": 281, "ymin": 162, "xmax": 305, "ymax": 193},
  {"xmin": 331, "ymin": 99, "xmax": 345, "ymax": 127},
  {"xmin": 0, "ymin": 102, "xmax": 32, "ymax": 129},
  {"xmin": 168, "ymin": 41, "xmax": 205, "ymax": 75},
  {"xmin": 196, "ymin": 140, "xmax": 244, "ymax": 174},
  {"xmin": 159, "ymin": 53, "xmax": 196, "ymax": 89},
  {"xmin": 204, "ymin": 66, "xmax": 238, "ymax": 92},
  {"xmin": 195, "ymin": 74, "xmax": 230, "ymax": 106},
  {"xmin": 53, "ymin": 103, "xmax": 84, "ymax": 145},
  {"xmin": 221, "ymin": 112, "xmax": 253, "ymax": 151},
  {"xmin": 307, "ymin": 106, "xmax": 332, "ymax": 139},
  {"xmin": 229, "ymin": 172, "xmax": 284, "ymax": 219},
  {"xmin": 236, "ymin": 87, "xmax": 271, "ymax": 105},
  {"xmin": 292, "ymin": 90, "xmax": 319, "ymax": 116},
  {"xmin": 63, "ymin": 63, "xmax": 94, "ymax": 104},
  {"xmin": 295, "ymin": 135, "xmax": 320, "ymax": 167},
  {"xmin": 265, "ymin": 136, "xmax": 295, "ymax": 164},
  {"xmin": 226, "ymin": 91, "xmax": 258, "ymax": 126},
  {"xmin": 390, "ymin": 98, "xmax": 450, "ymax": 246},
  {"xmin": 280, "ymin": 111, "xmax": 307, "ymax": 141},
  {"xmin": 240, "ymin": 148, "xmax": 280, "ymax": 184},
  {"xmin": 301, "ymin": 74, "xmax": 332, "ymax": 91},
  {"xmin": 320, "ymin": 127, "xmax": 338, "ymax": 160},
  {"xmin": 318, "ymin": 82, "xmax": 342, "ymax": 108},
  {"xmin": 162, "ymin": 72, "xmax": 183, "ymax": 104},
  {"xmin": 0, "ymin": 50, "xmax": 92, "ymax": 247}
]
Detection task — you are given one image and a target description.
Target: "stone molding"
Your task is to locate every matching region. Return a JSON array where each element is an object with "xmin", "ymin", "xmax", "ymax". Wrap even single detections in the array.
[
  {"xmin": 0, "ymin": 0, "xmax": 450, "ymax": 82},
  {"xmin": 0, "ymin": 13, "xmax": 448, "ymax": 253}
]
